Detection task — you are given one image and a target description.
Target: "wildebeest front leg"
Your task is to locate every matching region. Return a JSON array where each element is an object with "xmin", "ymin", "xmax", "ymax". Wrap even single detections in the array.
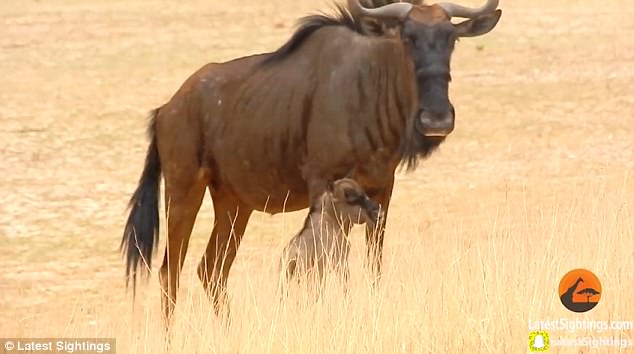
[
  {"xmin": 197, "ymin": 190, "xmax": 253, "ymax": 319},
  {"xmin": 365, "ymin": 179, "xmax": 394, "ymax": 289}
]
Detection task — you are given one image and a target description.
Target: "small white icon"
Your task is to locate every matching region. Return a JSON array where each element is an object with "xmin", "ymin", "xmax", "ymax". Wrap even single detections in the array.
[
  {"xmin": 5, "ymin": 341, "xmax": 15, "ymax": 351},
  {"xmin": 533, "ymin": 334, "xmax": 545, "ymax": 348}
]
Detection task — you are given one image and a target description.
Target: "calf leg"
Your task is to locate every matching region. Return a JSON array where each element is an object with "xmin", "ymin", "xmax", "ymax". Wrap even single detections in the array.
[
  {"xmin": 340, "ymin": 243, "xmax": 351, "ymax": 296},
  {"xmin": 278, "ymin": 256, "xmax": 297, "ymax": 301}
]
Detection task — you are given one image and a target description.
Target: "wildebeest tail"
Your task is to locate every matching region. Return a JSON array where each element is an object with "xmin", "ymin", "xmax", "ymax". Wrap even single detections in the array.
[{"xmin": 120, "ymin": 108, "xmax": 162, "ymax": 297}]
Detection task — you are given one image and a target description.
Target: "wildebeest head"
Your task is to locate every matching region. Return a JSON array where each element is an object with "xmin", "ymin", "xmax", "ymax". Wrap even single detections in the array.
[{"xmin": 349, "ymin": 0, "xmax": 502, "ymax": 137}]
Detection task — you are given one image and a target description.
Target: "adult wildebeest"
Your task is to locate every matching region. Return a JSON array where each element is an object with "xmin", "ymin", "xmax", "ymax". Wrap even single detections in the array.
[
  {"xmin": 121, "ymin": 0, "xmax": 502, "ymax": 327},
  {"xmin": 279, "ymin": 178, "xmax": 380, "ymax": 292}
]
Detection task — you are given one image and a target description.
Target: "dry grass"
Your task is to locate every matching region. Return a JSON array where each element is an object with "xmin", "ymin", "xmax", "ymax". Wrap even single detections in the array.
[
  {"xmin": 1, "ymin": 0, "xmax": 633, "ymax": 353},
  {"xmin": 3, "ymin": 175, "xmax": 632, "ymax": 353}
]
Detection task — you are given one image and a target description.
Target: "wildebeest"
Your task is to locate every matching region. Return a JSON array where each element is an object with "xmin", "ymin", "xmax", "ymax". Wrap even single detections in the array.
[
  {"xmin": 279, "ymin": 178, "xmax": 380, "ymax": 292},
  {"xmin": 120, "ymin": 0, "xmax": 502, "ymax": 327}
]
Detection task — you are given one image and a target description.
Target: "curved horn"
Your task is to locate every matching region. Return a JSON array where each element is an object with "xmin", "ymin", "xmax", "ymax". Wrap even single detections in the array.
[
  {"xmin": 436, "ymin": 0, "xmax": 499, "ymax": 18},
  {"xmin": 347, "ymin": 0, "xmax": 413, "ymax": 21}
]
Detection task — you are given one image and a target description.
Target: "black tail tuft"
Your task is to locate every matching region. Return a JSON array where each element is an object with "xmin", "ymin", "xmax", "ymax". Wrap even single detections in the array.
[{"xmin": 120, "ymin": 108, "xmax": 162, "ymax": 297}]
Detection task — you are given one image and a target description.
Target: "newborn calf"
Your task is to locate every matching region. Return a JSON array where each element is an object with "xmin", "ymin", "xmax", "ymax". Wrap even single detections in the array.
[{"xmin": 279, "ymin": 178, "xmax": 380, "ymax": 291}]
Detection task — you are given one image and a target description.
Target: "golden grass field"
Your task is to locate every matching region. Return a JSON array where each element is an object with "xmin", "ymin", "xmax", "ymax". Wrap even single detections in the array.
[{"xmin": 1, "ymin": 0, "xmax": 633, "ymax": 352}]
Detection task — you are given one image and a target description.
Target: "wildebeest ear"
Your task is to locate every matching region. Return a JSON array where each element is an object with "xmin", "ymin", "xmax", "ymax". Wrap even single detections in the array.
[{"xmin": 454, "ymin": 9, "xmax": 501, "ymax": 38}]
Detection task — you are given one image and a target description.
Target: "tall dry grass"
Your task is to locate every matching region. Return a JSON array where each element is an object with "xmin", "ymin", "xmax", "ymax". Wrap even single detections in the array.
[{"xmin": 8, "ymin": 173, "xmax": 631, "ymax": 353}]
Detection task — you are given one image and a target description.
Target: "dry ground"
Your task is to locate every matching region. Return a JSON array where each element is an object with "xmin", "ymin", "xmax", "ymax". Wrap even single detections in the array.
[{"xmin": 0, "ymin": 0, "xmax": 633, "ymax": 353}]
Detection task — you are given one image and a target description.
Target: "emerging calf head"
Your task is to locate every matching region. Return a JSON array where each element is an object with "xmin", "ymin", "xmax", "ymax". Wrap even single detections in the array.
[{"xmin": 324, "ymin": 178, "xmax": 380, "ymax": 225}]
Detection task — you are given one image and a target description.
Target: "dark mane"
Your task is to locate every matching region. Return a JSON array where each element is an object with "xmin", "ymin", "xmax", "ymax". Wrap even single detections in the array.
[
  {"xmin": 259, "ymin": 0, "xmax": 426, "ymax": 66},
  {"xmin": 260, "ymin": 4, "xmax": 364, "ymax": 66}
]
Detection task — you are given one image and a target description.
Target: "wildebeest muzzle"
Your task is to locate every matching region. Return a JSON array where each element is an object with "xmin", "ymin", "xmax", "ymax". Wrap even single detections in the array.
[{"xmin": 417, "ymin": 103, "xmax": 455, "ymax": 137}]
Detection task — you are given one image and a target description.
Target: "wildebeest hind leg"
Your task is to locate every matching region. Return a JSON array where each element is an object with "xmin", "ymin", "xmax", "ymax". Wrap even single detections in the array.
[
  {"xmin": 197, "ymin": 189, "xmax": 253, "ymax": 318},
  {"xmin": 158, "ymin": 178, "xmax": 207, "ymax": 329}
]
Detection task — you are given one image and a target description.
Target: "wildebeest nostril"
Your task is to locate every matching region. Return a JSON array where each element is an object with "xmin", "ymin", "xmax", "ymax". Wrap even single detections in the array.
[{"xmin": 420, "ymin": 111, "xmax": 453, "ymax": 125}]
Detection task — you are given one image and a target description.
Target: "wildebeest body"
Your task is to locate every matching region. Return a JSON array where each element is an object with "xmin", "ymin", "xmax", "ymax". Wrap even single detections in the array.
[{"xmin": 170, "ymin": 27, "xmax": 418, "ymax": 213}]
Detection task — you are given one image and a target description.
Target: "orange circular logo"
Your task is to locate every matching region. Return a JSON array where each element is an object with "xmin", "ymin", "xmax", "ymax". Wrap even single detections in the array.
[{"xmin": 558, "ymin": 269, "xmax": 602, "ymax": 313}]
